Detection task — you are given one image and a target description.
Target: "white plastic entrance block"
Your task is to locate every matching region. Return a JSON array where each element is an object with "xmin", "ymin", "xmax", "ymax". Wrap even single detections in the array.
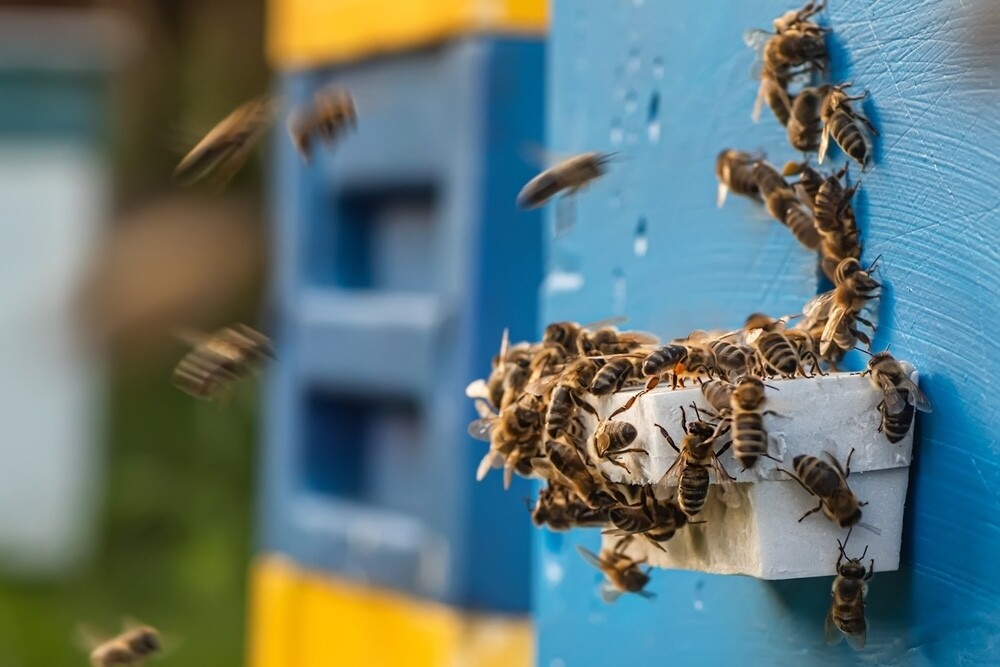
[{"xmin": 591, "ymin": 367, "xmax": 917, "ymax": 580}]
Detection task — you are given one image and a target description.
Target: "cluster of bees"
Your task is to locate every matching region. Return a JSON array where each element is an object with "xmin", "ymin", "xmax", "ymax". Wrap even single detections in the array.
[
  {"xmin": 476, "ymin": 0, "xmax": 932, "ymax": 651},
  {"xmin": 79, "ymin": 86, "xmax": 360, "ymax": 666}
]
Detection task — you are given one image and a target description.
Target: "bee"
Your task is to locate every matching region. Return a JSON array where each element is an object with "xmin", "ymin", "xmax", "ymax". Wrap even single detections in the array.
[
  {"xmin": 591, "ymin": 356, "xmax": 646, "ymax": 395},
  {"xmin": 819, "ymin": 257, "xmax": 881, "ymax": 356},
  {"xmin": 786, "ymin": 86, "xmax": 827, "ymax": 152},
  {"xmin": 542, "ymin": 437, "xmax": 619, "ymax": 509},
  {"xmin": 773, "ymin": 1, "xmax": 827, "ymax": 34},
  {"xmin": 287, "ymin": 86, "xmax": 357, "ymax": 162},
  {"xmin": 744, "ymin": 313, "xmax": 809, "ymax": 378},
  {"xmin": 642, "ymin": 341, "xmax": 717, "ymax": 387},
  {"xmin": 83, "ymin": 622, "xmax": 162, "ymax": 667},
  {"xmin": 174, "ymin": 96, "xmax": 275, "ymax": 187},
  {"xmin": 745, "ymin": 2, "xmax": 827, "ymax": 81},
  {"xmin": 716, "ymin": 149, "xmax": 762, "ymax": 207},
  {"xmin": 469, "ymin": 393, "xmax": 544, "ymax": 489},
  {"xmin": 172, "ymin": 324, "xmax": 274, "ymax": 400},
  {"xmin": 701, "ymin": 379, "xmax": 735, "ymax": 415},
  {"xmin": 730, "ymin": 376, "xmax": 776, "ymax": 470},
  {"xmin": 531, "ymin": 482, "xmax": 610, "ymax": 531},
  {"xmin": 826, "ymin": 537, "xmax": 874, "ymax": 650},
  {"xmin": 753, "ymin": 162, "xmax": 820, "ymax": 251},
  {"xmin": 705, "ymin": 337, "xmax": 757, "ymax": 379},
  {"xmin": 576, "ymin": 539, "xmax": 655, "ymax": 602},
  {"xmin": 657, "ymin": 406, "xmax": 733, "ymax": 517},
  {"xmin": 516, "ymin": 152, "xmax": 613, "ymax": 209},
  {"xmin": 784, "ymin": 327, "xmax": 826, "ymax": 375},
  {"xmin": 782, "ymin": 448, "xmax": 865, "ymax": 528},
  {"xmin": 579, "ymin": 326, "xmax": 658, "ymax": 358},
  {"xmin": 466, "ymin": 329, "xmax": 534, "ymax": 410},
  {"xmin": 814, "ymin": 167, "xmax": 862, "ymax": 281},
  {"xmin": 591, "ymin": 386, "xmax": 657, "ymax": 471},
  {"xmin": 863, "ymin": 351, "xmax": 932, "ymax": 443},
  {"xmin": 606, "ymin": 487, "xmax": 690, "ymax": 549},
  {"xmin": 539, "ymin": 358, "xmax": 600, "ymax": 438},
  {"xmin": 819, "ymin": 83, "xmax": 878, "ymax": 168}
]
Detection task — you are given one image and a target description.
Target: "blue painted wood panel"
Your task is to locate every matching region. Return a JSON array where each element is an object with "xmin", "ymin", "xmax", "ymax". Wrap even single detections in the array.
[{"xmin": 536, "ymin": 0, "xmax": 1000, "ymax": 663}]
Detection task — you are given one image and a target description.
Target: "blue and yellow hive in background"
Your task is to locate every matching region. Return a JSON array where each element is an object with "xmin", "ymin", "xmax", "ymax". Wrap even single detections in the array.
[{"xmin": 250, "ymin": 1, "xmax": 547, "ymax": 665}]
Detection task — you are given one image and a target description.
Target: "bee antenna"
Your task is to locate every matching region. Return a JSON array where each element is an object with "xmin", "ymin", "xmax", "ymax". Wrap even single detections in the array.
[
  {"xmin": 866, "ymin": 254, "xmax": 883, "ymax": 272},
  {"xmin": 853, "ymin": 346, "xmax": 873, "ymax": 356},
  {"xmin": 764, "ymin": 384, "xmax": 780, "ymax": 391},
  {"xmin": 860, "ymin": 544, "xmax": 869, "ymax": 560}
]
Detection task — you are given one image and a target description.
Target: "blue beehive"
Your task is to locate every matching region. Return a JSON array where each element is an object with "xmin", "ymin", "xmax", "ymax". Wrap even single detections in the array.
[
  {"xmin": 259, "ymin": 37, "xmax": 545, "ymax": 614},
  {"xmin": 535, "ymin": 0, "xmax": 1000, "ymax": 664}
]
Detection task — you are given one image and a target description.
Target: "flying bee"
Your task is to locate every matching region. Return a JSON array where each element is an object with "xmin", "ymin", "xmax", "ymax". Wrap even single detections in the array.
[
  {"xmin": 744, "ymin": 313, "xmax": 809, "ymax": 378},
  {"xmin": 826, "ymin": 536, "xmax": 874, "ymax": 650},
  {"xmin": 531, "ymin": 482, "xmax": 611, "ymax": 531},
  {"xmin": 172, "ymin": 324, "xmax": 274, "ymax": 400},
  {"xmin": 753, "ymin": 162, "xmax": 821, "ymax": 251},
  {"xmin": 576, "ymin": 539, "xmax": 655, "ymax": 602},
  {"xmin": 716, "ymin": 149, "xmax": 762, "ymax": 207},
  {"xmin": 819, "ymin": 83, "xmax": 878, "ymax": 168},
  {"xmin": 288, "ymin": 86, "xmax": 357, "ymax": 162},
  {"xmin": 174, "ymin": 95, "xmax": 275, "ymax": 187},
  {"xmin": 730, "ymin": 376, "xmax": 778, "ymax": 470},
  {"xmin": 516, "ymin": 151, "xmax": 613, "ymax": 209},
  {"xmin": 81, "ymin": 622, "xmax": 163, "ymax": 667},
  {"xmin": 782, "ymin": 448, "xmax": 866, "ymax": 528},
  {"xmin": 818, "ymin": 257, "xmax": 881, "ymax": 356},
  {"xmin": 656, "ymin": 406, "xmax": 733, "ymax": 517},
  {"xmin": 863, "ymin": 351, "xmax": 932, "ymax": 443},
  {"xmin": 786, "ymin": 85, "xmax": 827, "ymax": 152}
]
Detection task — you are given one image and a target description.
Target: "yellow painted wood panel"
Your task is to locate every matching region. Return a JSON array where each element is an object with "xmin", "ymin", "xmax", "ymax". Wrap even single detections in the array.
[
  {"xmin": 248, "ymin": 555, "xmax": 534, "ymax": 667},
  {"xmin": 267, "ymin": 0, "xmax": 547, "ymax": 68}
]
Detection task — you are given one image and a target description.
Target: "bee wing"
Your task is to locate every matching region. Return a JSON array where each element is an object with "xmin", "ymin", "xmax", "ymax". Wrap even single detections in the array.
[
  {"xmin": 899, "ymin": 377, "xmax": 933, "ymax": 413},
  {"xmin": 468, "ymin": 418, "xmax": 494, "ymax": 442},
  {"xmin": 599, "ymin": 585, "xmax": 625, "ymax": 604},
  {"xmin": 742, "ymin": 28, "xmax": 772, "ymax": 51},
  {"xmin": 751, "ymin": 81, "xmax": 766, "ymax": 123},
  {"xmin": 498, "ymin": 328, "xmax": 510, "ymax": 366},
  {"xmin": 476, "ymin": 450, "xmax": 504, "ymax": 481},
  {"xmin": 579, "ymin": 316, "xmax": 630, "ymax": 330},
  {"xmin": 555, "ymin": 193, "xmax": 577, "ymax": 238},
  {"xmin": 74, "ymin": 623, "xmax": 106, "ymax": 652},
  {"xmin": 819, "ymin": 305, "xmax": 848, "ymax": 355},
  {"xmin": 824, "ymin": 609, "xmax": 844, "ymax": 646},
  {"xmin": 474, "ymin": 399, "xmax": 495, "ymax": 419},
  {"xmin": 716, "ymin": 181, "xmax": 730, "ymax": 208},
  {"xmin": 503, "ymin": 459, "xmax": 515, "ymax": 490},
  {"xmin": 876, "ymin": 375, "xmax": 908, "ymax": 415},
  {"xmin": 818, "ymin": 124, "xmax": 831, "ymax": 164},
  {"xmin": 845, "ymin": 626, "xmax": 868, "ymax": 650},
  {"xmin": 575, "ymin": 545, "xmax": 606, "ymax": 570}
]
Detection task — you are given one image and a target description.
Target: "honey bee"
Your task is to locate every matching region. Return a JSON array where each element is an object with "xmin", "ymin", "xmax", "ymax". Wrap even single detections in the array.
[
  {"xmin": 745, "ymin": 2, "xmax": 828, "ymax": 80},
  {"xmin": 863, "ymin": 351, "xmax": 932, "ymax": 443},
  {"xmin": 753, "ymin": 162, "xmax": 821, "ymax": 251},
  {"xmin": 590, "ymin": 356, "xmax": 645, "ymax": 395},
  {"xmin": 730, "ymin": 376, "xmax": 776, "ymax": 470},
  {"xmin": 642, "ymin": 341, "xmax": 718, "ymax": 387},
  {"xmin": 287, "ymin": 86, "xmax": 357, "ymax": 162},
  {"xmin": 576, "ymin": 539, "xmax": 655, "ymax": 602},
  {"xmin": 813, "ymin": 167, "xmax": 862, "ymax": 281},
  {"xmin": 538, "ymin": 358, "xmax": 600, "ymax": 438},
  {"xmin": 172, "ymin": 324, "xmax": 274, "ymax": 400},
  {"xmin": 703, "ymin": 336, "xmax": 757, "ymax": 380},
  {"xmin": 532, "ymin": 482, "xmax": 611, "ymax": 531},
  {"xmin": 782, "ymin": 448, "xmax": 865, "ymax": 528},
  {"xmin": 591, "ymin": 386, "xmax": 657, "ymax": 472},
  {"xmin": 819, "ymin": 257, "xmax": 881, "ymax": 356},
  {"xmin": 826, "ymin": 537, "xmax": 874, "ymax": 650},
  {"xmin": 542, "ymin": 437, "xmax": 619, "ymax": 509},
  {"xmin": 786, "ymin": 85, "xmax": 827, "ymax": 152},
  {"xmin": 466, "ymin": 329, "xmax": 534, "ymax": 410},
  {"xmin": 606, "ymin": 487, "xmax": 690, "ymax": 549},
  {"xmin": 716, "ymin": 149, "xmax": 762, "ymax": 207},
  {"xmin": 819, "ymin": 83, "xmax": 878, "ymax": 168},
  {"xmin": 657, "ymin": 406, "xmax": 733, "ymax": 517},
  {"xmin": 579, "ymin": 326, "xmax": 658, "ymax": 358},
  {"xmin": 469, "ymin": 392, "xmax": 543, "ymax": 489},
  {"xmin": 82, "ymin": 622, "xmax": 163, "ymax": 667},
  {"xmin": 174, "ymin": 96, "xmax": 275, "ymax": 187},
  {"xmin": 516, "ymin": 152, "xmax": 613, "ymax": 209},
  {"xmin": 744, "ymin": 313, "xmax": 809, "ymax": 378},
  {"xmin": 700, "ymin": 379, "xmax": 735, "ymax": 415}
]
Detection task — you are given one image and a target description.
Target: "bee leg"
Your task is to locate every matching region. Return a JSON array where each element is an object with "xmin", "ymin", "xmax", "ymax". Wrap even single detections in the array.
[
  {"xmin": 653, "ymin": 424, "xmax": 679, "ymax": 453},
  {"xmin": 865, "ymin": 559, "xmax": 875, "ymax": 580},
  {"xmin": 762, "ymin": 410, "xmax": 788, "ymax": 419},
  {"xmin": 797, "ymin": 502, "xmax": 825, "ymax": 523},
  {"xmin": 576, "ymin": 398, "xmax": 599, "ymax": 417},
  {"xmin": 844, "ymin": 447, "xmax": 856, "ymax": 477},
  {"xmin": 778, "ymin": 467, "xmax": 817, "ymax": 497}
]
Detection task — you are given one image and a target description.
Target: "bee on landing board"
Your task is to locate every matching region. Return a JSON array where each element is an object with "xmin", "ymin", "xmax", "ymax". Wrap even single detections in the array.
[
  {"xmin": 172, "ymin": 324, "xmax": 274, "ymax": 400},
  {"xmin": 656, "ymin": 405, "xmax": 733, "ymax": 517},
  {"xmin": 826, "ymin": 536, "xmax": 874, "ymax": 650},
  {"xmin": 862, "ymin": 350, "xmax": 932, "ymax": 443},
  {"xmin": 781, "ymin": 448, "xmax": 867, "ymax": 529},
  {"xmin": 174, "ymin": 96, "xmax": 275, "ymax": 187}
]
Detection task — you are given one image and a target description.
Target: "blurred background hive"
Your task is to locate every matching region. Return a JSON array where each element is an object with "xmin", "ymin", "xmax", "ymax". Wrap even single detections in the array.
[{"xmin": 249, "ymin": 1, "xmax": 546, "ymax": 665}]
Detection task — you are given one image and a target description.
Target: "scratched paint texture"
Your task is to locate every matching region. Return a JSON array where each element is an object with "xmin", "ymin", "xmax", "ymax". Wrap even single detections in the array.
[{"xmin": 536, "ymin": 0, "xmax": 1000, "ymax": 664}]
